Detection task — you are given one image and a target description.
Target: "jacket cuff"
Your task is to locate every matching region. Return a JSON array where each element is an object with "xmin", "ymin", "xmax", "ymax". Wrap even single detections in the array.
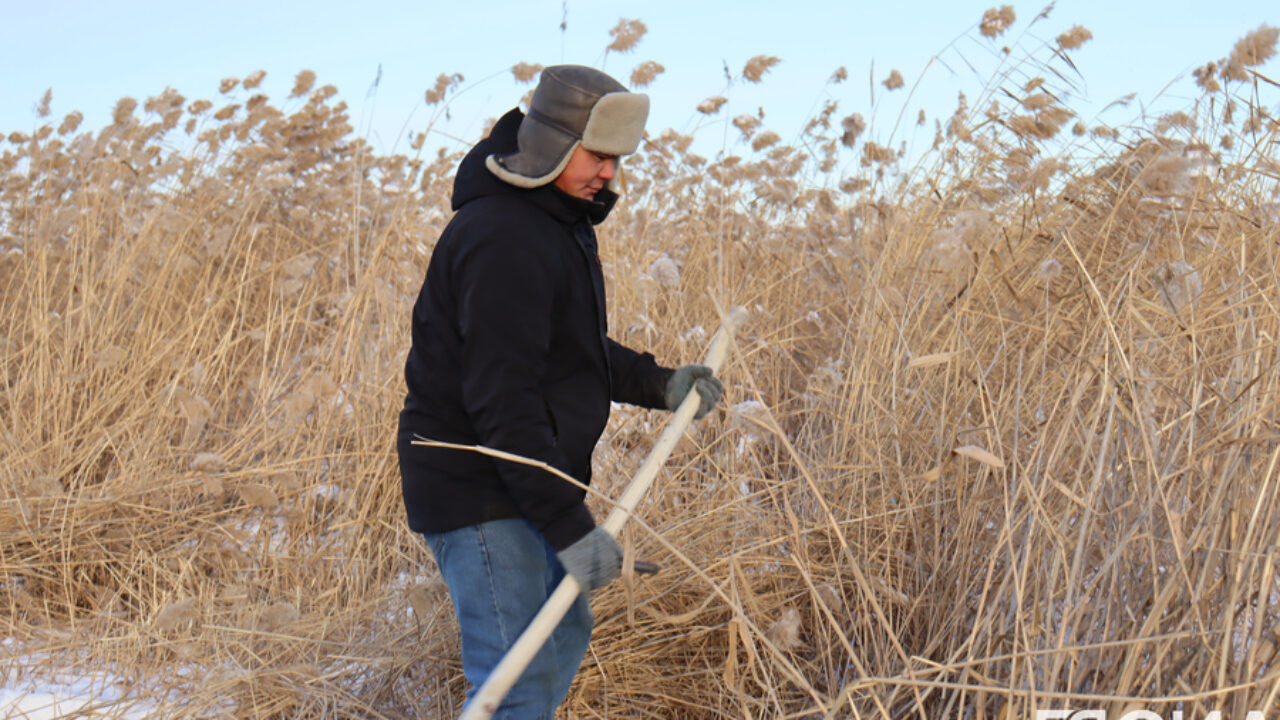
[
  {"xmin": 649, "ymin": 366, "xmax": 676, "ymax": 409},
  {"xmin": 540, "ymin": 502, "xmax": 597, "ymax": 551}
]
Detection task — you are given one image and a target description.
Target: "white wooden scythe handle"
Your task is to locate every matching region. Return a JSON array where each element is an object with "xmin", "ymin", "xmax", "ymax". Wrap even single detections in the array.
[{"xmin": 458, "ymin": 306, "xmax": 747, "ymax": 720}]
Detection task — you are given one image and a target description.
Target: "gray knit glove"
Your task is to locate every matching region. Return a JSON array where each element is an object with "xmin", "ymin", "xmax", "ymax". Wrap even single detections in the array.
[
  {"xmin": 556, "ymin": 527, "xmax": 622, "ymax": 592},
  {"xmin": 664, "ymin": 365, "xmax": 724, "ymax": 420}
]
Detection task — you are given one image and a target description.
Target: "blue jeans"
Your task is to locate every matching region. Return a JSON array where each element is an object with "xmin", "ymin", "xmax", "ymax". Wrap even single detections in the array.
[{"xmin": 423, "ymin": 518, "xmax": 594, "ymax": 720}]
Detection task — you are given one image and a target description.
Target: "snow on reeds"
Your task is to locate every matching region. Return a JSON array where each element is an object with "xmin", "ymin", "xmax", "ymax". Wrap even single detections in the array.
[{"xmin": 2, "ymin": 7, "xmax": 1280, "ymax": 719}]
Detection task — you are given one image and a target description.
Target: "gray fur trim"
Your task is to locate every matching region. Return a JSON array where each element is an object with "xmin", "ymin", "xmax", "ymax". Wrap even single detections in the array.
[
  {"xmin": 485, "ymin": 141, "xmax": 579, "ymax": 189},
  {"xmin": 582, "ymin": 92, "xmax": 649, "ymax": 156}
]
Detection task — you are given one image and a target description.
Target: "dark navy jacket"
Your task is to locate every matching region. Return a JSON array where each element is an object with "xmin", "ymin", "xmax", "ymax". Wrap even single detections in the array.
[{"xmin": 397, "ymin": 108, "xmax": 672, "ymax": 550}]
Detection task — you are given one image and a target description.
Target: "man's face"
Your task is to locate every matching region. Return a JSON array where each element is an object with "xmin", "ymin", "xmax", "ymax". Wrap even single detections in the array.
[{"xmin": 553, "ymin": 145, "xmax": 618, "ymax": 201}]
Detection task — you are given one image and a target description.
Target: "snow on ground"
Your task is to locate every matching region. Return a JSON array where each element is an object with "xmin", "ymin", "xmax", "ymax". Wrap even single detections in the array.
[
  {"xmin": 0, "ymin": 657, "xmax": 155, "ymax": 719},
  {"xmin": 0, "ymin": 682, "xmax": 152, "ymax": 719}
]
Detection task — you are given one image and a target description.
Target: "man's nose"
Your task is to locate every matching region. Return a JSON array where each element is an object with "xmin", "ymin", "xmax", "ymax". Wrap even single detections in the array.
[{"xmin": 598, "ymin": 158, "xmax": 617, "ymax": 181}]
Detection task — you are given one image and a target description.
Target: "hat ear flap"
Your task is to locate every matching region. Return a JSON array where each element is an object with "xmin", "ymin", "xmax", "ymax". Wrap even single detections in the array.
[
  {"xmin": 582, "ymin": 93, "xmax": 649, "ymax": 156},
  {"xmin": 486, "ymin": 140, "xmax": 580, "ymax": 189}
]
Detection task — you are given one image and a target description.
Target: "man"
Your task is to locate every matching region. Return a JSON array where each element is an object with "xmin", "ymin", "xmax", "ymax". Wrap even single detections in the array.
[{"xmin": 397, "ymin": 65, "xmax": 723, "ymax": 718}]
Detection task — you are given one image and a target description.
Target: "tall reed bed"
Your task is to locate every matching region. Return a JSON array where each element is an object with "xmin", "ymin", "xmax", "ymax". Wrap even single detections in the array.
[{"xmin": 2, "ymin": 8, "xmax": 1279, "ymax": 718}]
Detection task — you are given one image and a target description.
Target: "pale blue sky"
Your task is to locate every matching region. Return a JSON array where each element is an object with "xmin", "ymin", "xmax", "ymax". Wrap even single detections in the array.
[{"xmin": 3, "ymin": 1, "xmax": 1276, "ymax": 158}]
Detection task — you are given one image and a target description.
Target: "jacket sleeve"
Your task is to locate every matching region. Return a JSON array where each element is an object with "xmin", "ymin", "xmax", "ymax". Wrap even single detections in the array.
[
  {"xmin": 607, "ymin": 338, "xmax": 675, "ymax": 410},
  {"xmin": 455, "ymin": 228, "xmax": 595, "ymax": 550}
]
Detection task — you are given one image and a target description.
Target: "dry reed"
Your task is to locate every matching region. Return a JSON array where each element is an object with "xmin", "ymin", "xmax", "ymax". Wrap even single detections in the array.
[{"xmin": 2, "ymin": 7, "xmax": 1280, "ymax": 719}]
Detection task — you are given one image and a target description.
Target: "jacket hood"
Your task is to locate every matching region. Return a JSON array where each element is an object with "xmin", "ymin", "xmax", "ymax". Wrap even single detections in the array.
[{"xmin": 451, "ymin": 108, "xmax": 618, "ymax": 226}]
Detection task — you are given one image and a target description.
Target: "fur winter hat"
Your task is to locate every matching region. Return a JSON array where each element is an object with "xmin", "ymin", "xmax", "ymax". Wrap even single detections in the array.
[{"xmin": 486, "ymin": 65, "xmax": 649, "ymax": 189}]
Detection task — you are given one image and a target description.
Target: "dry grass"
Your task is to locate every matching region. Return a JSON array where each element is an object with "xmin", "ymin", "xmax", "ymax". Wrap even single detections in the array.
[{"xmin": 3, "ymin": 9, "xmax": 1280, "ymax": 719}]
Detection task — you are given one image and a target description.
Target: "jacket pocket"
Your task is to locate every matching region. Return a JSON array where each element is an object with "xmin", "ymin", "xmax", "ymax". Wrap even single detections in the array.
[{"xmin": 541, "ymin": 396, "xmax": 559, "ymax": 444}]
